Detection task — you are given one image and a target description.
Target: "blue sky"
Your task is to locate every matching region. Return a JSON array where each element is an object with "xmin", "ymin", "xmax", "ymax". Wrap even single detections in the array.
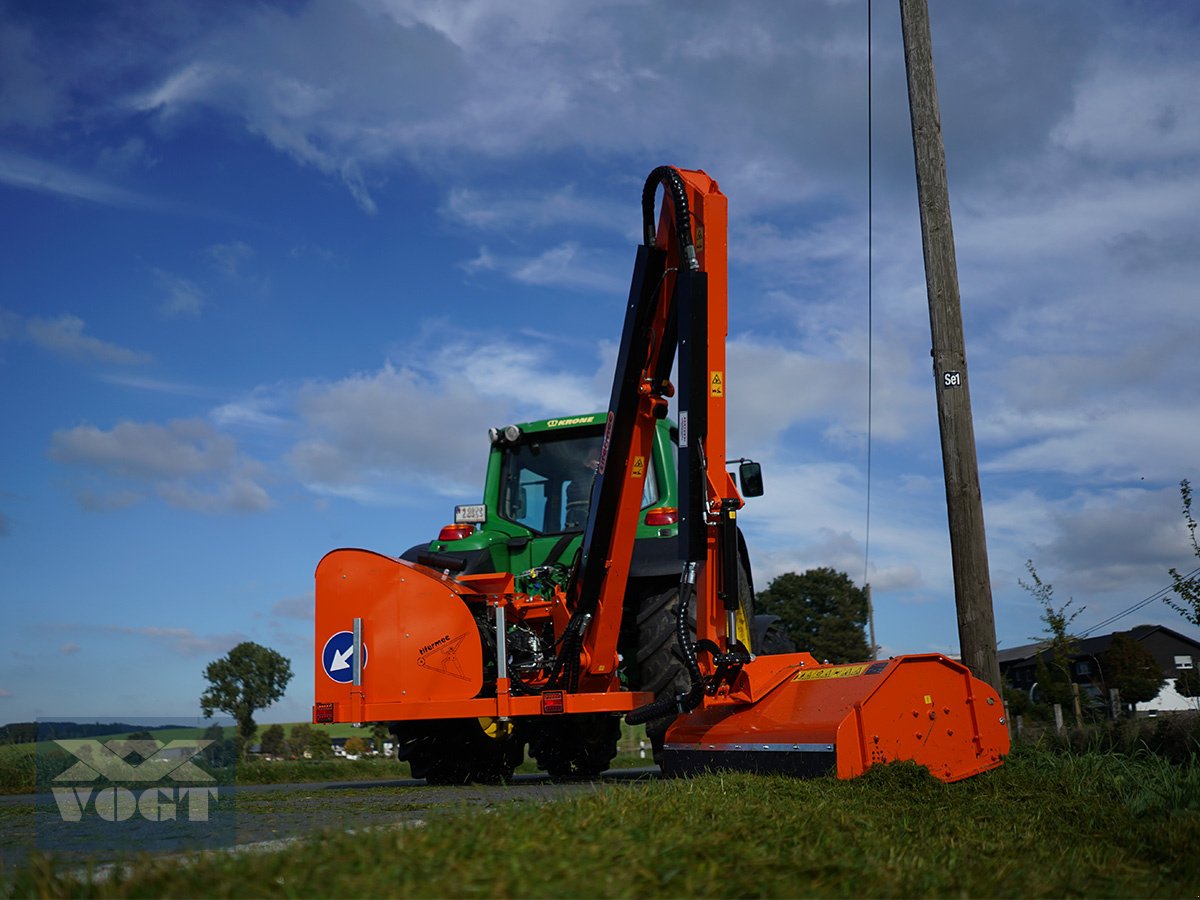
[{"xmin": 2, "ymin": 1, "xmax": 1198, "ymax": 725}]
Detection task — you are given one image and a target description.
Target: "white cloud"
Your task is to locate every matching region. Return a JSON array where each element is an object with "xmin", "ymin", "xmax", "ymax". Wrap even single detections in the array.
[
  {"xmin": 211, "ymin": 388, "xmax": 289, "ymax": 431},
  {"xmin": 459, "ymin": 242, "xmax": 625, "ymax": 293},
  {"xmin": 75, "ymin": 488, "xmax": 143, "ymax": 512},
  {"xmin": 442, "ymin": 185, "xmax": 632, "ymax": 239},
  {"xmin": 0, "ymin": 18, "xmax": 68, "ymax": 128},
  {"xmin": 206, "ymin": 241, "xmax": 254, "ymax": 278},
  {"xmin": 113, "ymin": 1, "xmax": 888, "ymax": 214},
  {"xmin": 0, "ymin": 150, "xmax": 163, "ymax": 209},
  {"xmin": 286, "ymin": 333, "xmax": 612, "ymax": 503},
  {"xmin": 1051, "ymin": 57, "xmax": 1200, "ymax": 167},
  {"xmin": 49, "ymin": 418, "xmax": 271, "ymax": 514},
  {"xmin": 55, "ymin": 624, "xmax": 248, "ymax": 658},
  {"xmin": 271, "ymin": 595, "xmax": 313, "ymax": 622},
  {"xmin": 155, "ymin": 269, "xmax": 205, "ymax": 318},
  {"xmin": 98, "ymin": 374, "xmax": 211, "ymax": 397},
  {"xmin": 22, "ymin": 313, "xmax": 151, "ymax": 365},
  {"xmin": 511, "ymin": 242, "xmax": 625, "ymax": 293}
]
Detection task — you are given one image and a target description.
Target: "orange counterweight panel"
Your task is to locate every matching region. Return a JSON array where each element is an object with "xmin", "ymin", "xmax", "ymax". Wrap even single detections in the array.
[
  {"xmin": 314, "ymin": 549, "xmax": 484, "ymax": 716},
  {"xmin": 661, "ymin": 654, "xmax": 1009, "ymax": 783}
]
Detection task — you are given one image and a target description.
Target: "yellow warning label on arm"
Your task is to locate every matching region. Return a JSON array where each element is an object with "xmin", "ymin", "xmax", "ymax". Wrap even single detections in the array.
[
  {"xmin": 631, "ymin": 456, "xmax": 645, "ymax": 479},
  {"xmin": 710, "ymin": 371, "xmax": 724, "ymax": 397},
  {"xmin": 792, "ymin": 664, "xmax": 869, "ymax": 682}
]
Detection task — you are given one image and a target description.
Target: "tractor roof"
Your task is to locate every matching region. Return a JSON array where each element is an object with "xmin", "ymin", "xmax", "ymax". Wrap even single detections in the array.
[{"xmin": 514, "ymin": 413, "xmax": 606, "ymax": 434}]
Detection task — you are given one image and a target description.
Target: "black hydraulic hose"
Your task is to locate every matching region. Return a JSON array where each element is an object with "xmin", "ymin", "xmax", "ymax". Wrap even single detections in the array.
[
  {"xmin": 546, "ymin": 611, "xmax": 590, "ymax": 690},
  {"xmin": 641, "ymin": 166, "xmax": 700, "ymax": 271},
  {"xmin": 626, "ymin": 563, "xmax": 705, "ymax": 726}
]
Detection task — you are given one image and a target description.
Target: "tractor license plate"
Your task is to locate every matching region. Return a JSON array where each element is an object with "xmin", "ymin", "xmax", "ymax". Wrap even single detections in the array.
[{"xmin": 455, "ymin": 504, "xmax": 487, "ymax": 524}]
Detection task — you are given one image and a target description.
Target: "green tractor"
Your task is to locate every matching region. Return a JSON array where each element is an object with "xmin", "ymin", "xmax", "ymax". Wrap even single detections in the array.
[{"xmin": 399, "ymin": 412, "xmax": 790, "ymax": 773}]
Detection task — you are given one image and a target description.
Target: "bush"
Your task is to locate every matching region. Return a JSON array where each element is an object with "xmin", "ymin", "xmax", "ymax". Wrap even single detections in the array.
[{"xmin": 1040, "ymin": 712, "xmax": 1200, "ymax": 764}]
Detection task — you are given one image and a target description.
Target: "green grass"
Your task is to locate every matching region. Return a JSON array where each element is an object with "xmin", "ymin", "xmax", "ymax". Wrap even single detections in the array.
[{"xmin": 11, "ymin": 747, "xmax": 1200, "ymax": 898}]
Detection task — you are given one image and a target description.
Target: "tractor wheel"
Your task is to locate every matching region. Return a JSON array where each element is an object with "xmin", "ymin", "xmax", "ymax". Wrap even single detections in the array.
[
  {"xmin": 757, "ymin": 621, "xmax": 797, "ymax": 655},
  {"xmin": 392, "ymin": 718, "xmax": 523, "ymax": 785},
  {"xmin": 529, "ymin": 714, "xmax": 620, "ymax": 780},
  {"xmin": 635, "ymin": 585, "xmax": 696, "ymax": 755}
]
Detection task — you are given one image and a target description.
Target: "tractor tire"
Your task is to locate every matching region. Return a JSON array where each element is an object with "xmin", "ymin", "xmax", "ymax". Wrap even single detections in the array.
[
  {"xmin": 635, "ymin": 585, "xmax": 696, "ymax": 755},
  {"xmin": 392, "ymin": 718, "xmax": 523, "ymax": 785},
  {"xmin": 529, "ymin": 714, "xmax": 620, "ymax": 780},
  {"xmin": 757, "ymin": 621, "xmax": 797, "ymax": 655}
]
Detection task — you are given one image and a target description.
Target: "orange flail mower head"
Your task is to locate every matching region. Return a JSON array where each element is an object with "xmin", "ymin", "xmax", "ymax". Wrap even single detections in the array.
[{"xmin": 661, "ymin": 653, "xmax": 1009, "ymax": 783}]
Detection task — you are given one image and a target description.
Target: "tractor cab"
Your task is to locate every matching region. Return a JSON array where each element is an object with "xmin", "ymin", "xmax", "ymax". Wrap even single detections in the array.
[{"xmin": 402, "ymin": 413, "xmax": 681, "ymax": 584}]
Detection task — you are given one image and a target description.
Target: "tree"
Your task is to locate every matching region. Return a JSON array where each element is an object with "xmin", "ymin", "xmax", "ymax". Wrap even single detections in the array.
[
  {"xmin": 287, "ymin": 723, "xmax": 315, "ymax": 759},
  {"xmin": 343, "ymin": 736, "xmax": 367, "ymax": 758},
  {"xmin": 1175, "ymin": 668, "xmax": 1200, "ymax": 709},
  {"xmin": 200, "ymin": 641, "xmax": 293, "ymax": 752},
  {"xmin": 756, "ymin": 568, "xmax": 871, "ymax": 663},
  {"xmin": 1100, "ymin": 633, "xmax": 1165, "ymax": 709},
  {"xmin": 260, "ymin": 723, "xmax": 286, "ymax": 757},
  {"xmin": 371, "ymin": 724, "xmax": 391, "ymax": 756},
  {"xmin": 306, "ymin": 730, "xmax": 334, "ymax": 759},
  {"xmin": 1021, "ymin": 561, "xmax": 1082, "ymax": 709},
  {"xmin": 1166, "ymin": 479, "xmax": 1200, "ymax": 628}
]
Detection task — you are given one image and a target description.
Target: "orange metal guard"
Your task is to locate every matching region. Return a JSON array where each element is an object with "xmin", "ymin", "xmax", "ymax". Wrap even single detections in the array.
[{"xmin": 661, "ymin": 653, "xmax": 1009, "ymax": 783}]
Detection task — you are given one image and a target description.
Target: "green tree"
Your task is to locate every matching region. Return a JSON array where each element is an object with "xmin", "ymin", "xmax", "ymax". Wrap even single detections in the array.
[
  {"xmin": 1175, "ymin": 668, "xmax": 1200, "ymax": 706},
  {"xmin": 343, "ymin": 736, "xmax": 368, "ymax": 758},
  {"xmin": 287, "ymin": 723, "xmax": 315, "ymax": 759},
  {"xmin": 200, "ymin": 641, "xmax": 293, "ymax": 751},
  {"xmin": 260, "ymin": 723, "xmax": 286, "ymax": 757},
  {"xmin": 371, "ymin": 724, "xmax": 391, "ymax": 756},
  {"xmin": 306, "ymin": 730, "xmax": 334, "ymax": 759},
  {"xmin": 756, "ymin": 568, "xmax": 871, "ymax": 663},
  {"xmin": 1166, "ymin": 479, "xmax": 1200, "ymax": 628},
  {"xmin": 1021, "ymin": 561, "xmax": 1082, "ymax": 709},
  {"xmin": 1100, "ymin": 633, "xmax": 1165, "ymax": 709}
]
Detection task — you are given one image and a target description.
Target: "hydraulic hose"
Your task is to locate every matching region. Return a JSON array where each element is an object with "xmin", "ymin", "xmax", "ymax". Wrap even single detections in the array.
[
  {"xmin": 641, "ymin": 166, "xmax": 700, "ymax": 271},
  {"xmin": 626, "ymin": 562, "xmax": 705, "ymax": 726}
]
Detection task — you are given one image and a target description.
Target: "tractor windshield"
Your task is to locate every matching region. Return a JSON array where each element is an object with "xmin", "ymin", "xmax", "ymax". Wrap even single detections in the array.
[
  {"xmin": 499, "ymin": 426, "xmax": 662, "ymax": 534},
  {"xmin": 499, "ymin": 428, "xmax": 604, "ymax": 534}
]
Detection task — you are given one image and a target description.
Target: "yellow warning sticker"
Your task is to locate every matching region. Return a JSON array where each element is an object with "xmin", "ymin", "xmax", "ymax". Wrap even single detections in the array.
[
  {"xmin": 710, "ymin": 371, "xmax": 724, "ymax": 397},
  {"xmin": 792, "ymin": 664, "xmax": 869, "ymax": 682},
  {"xmin": 631, "ymin": 455, "xmax": 645, "ymax": 479}
]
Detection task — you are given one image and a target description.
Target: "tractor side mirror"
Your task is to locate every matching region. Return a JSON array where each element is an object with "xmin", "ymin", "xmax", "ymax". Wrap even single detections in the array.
[{"xmin": 738, "ymin": 461, "xmax": 764, "ymax": 498}]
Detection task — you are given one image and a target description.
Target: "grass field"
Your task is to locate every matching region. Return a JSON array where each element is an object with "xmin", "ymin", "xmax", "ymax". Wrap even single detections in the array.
[{"xmin": 10, "ymin": 746, "xmax": 1200, "ymax": 898}]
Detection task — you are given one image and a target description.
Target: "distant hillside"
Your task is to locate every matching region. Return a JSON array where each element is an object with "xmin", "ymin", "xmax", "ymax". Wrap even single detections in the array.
[{"xmin": 0, "ymin": 721, "xmax": 195, "ymax": 744}]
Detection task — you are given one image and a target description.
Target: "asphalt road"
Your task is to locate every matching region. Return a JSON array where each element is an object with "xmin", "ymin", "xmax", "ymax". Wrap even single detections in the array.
[{"xmin": 231, "ymin": 767, "xmax": 660, "ymax": 846}]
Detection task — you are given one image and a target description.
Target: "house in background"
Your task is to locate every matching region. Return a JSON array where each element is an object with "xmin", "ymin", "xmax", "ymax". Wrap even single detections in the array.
[{"xmin": 998, "ymin": 624, "xmax": 1200, "ymax": 714}]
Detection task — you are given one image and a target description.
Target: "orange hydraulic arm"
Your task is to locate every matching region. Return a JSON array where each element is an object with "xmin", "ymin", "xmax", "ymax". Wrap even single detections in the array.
[{"xmin": 566, "ymin": 166, "xmax": 744, "ymax": 698}]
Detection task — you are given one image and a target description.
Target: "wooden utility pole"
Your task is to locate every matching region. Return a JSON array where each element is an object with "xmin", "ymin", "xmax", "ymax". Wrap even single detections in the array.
[{"xmin": 899, "ymin": 0, "xmax": 1002, "ymax": 693}]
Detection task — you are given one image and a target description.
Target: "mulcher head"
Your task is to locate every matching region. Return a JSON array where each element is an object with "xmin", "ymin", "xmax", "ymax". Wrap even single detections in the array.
[{"xmin": 661, "ymin": 653, "xmax": 1009, "ymax": 783}]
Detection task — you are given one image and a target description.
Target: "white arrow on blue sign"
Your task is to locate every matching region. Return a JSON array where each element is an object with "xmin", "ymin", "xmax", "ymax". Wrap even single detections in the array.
[{"xmin": 321, "ymin": 630, "xmax": 368, "ymax": 683}]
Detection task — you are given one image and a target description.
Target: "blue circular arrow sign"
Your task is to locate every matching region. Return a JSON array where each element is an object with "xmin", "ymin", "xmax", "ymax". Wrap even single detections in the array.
[{"xmin": 321, "ymin": 630, "xmax": 368, "ymax": 683}]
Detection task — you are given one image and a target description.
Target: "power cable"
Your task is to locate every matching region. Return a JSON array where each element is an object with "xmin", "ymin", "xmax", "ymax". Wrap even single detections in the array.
[
  {"xmin": 1077, "ymin": 566, "xmax": 1200, "ymax": 637},
  {"xmin": 863, "ymin": 0, "xmax": 874, "ymax": 590}
]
